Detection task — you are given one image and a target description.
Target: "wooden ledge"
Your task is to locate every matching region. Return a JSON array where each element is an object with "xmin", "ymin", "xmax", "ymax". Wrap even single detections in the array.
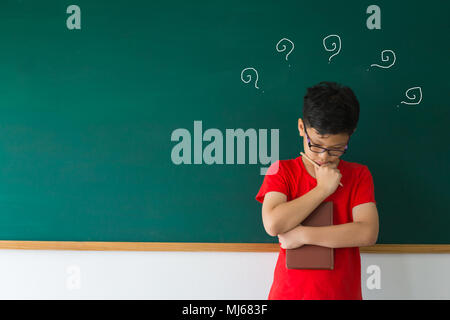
[{"xmin": 0, "ymin": 241, "xmax": 450, "ymax": 253}]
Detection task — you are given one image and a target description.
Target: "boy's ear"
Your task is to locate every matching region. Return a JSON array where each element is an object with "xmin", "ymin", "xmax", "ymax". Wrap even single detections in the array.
[{"xmin": 298, "ymin": 118, "xmax": 305, "ymax": 137}]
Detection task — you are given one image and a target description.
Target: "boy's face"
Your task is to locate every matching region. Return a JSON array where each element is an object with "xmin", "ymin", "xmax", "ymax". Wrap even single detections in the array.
[{"xmin": 298, "ymin": 118, "xmax": 350, "ymax": 167}]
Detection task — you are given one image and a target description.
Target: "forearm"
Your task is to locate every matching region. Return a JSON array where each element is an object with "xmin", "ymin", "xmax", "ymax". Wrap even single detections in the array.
[
  {"xmin": 301, "ymin": 222, "xmax": 376, "ymax": 248},
  {"xmin": 271, "ymin": 186, "xmax": 329, "ymax": 235}
]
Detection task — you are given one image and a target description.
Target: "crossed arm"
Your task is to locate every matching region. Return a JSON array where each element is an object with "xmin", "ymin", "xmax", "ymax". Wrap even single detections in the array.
[
  {"xmin": 280, "ymin": 202, "xmax": 379, "ymax": 249},
  {"xmin": 262, "ymin": 190, "xmax": 379, "ymax": 249}
]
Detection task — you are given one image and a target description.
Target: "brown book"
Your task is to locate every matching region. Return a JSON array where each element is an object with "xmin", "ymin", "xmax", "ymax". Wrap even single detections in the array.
[{"xmin": 286, "ymin": 201, "xmax": 334, "ymax": 270}]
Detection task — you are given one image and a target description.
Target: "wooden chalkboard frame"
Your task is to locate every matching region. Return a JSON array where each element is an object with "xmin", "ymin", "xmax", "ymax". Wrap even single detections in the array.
[{"xmin": 0, "ymin": 241, "xmax": 449, "ymax": 253}]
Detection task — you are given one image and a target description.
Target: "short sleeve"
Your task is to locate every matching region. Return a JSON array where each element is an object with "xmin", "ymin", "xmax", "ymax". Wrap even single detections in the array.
[
  {"xmin": 351, "ymin": 165, "xmax": 376, "ymax": 209},
  {"xmin": 255, "ymin": 160, "xmax": 289, "ymax": 203}
]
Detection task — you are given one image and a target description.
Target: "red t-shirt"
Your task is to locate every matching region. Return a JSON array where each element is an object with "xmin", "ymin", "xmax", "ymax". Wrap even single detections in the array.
[{"xmin": 255, "ymin": 156, "xmax": 376, "ymax": 300}]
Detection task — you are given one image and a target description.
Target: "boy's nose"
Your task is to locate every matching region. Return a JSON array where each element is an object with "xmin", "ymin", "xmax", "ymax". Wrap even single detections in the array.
[{"xmin": 317, "ymin": 154, "xmax": 331, "ymax": 164}]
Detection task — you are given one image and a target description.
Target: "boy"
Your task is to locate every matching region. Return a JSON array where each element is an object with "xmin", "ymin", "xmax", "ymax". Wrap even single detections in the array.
[{"xmin": 255, "ymin": 81, "xmax": 379, "ymax": 300}]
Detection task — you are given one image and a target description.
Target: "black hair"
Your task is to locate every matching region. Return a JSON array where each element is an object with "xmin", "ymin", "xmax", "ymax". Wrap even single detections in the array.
[{"xmin": 302, "ymin": 81, "xmax": 360, "ymax": 136}]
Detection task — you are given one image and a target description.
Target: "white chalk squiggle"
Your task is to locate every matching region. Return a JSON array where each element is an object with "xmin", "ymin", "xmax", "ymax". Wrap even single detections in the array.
[
  {"xmin": 323, "ymin": 34, "xmax": 341, "ymax": 63},
  {"xmin": 276, "ymin": 38, "xmax": 295, "ymax": 61},
  {"xmin": 370, "ymin": 49, "xmax": 396, "ymax": 69},
  {"xmin": 400, "ymin": 87, "xmax": 422, "ymax": 105},
  {"xmin": 241, "ymin": 67, "xmax": 260, "ymax": 89}
]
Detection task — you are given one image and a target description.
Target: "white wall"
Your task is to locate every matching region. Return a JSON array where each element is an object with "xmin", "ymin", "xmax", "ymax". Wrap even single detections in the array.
[{"xmin": 0, "ymin": 250, "xmax": 449, "ymax": 299}]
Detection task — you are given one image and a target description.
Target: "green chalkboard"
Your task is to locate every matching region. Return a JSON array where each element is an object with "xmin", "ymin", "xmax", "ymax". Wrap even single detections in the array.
[{"xmin": 0, "ymin": 0, "xmax": 448, "ymax": 244}]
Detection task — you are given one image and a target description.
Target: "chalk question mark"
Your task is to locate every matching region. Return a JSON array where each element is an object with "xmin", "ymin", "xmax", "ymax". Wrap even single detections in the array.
[
  {"xmin": 241, "ymin": 67, "xmax": 261, "ymax": 90},
  {"xmin": 323, "ymin": 34, "xmax": 341, "ymax": 63},
  {"xmin": 368, "ymin": 49, "xmax": 396, "ymax": 70},
  {"xmin": 276, "ymin": 38, "xmax": 295, "ymax": 67},
  {"xmin": 400, "ymin": 86, "xmax": 422, "ymax": 105}
]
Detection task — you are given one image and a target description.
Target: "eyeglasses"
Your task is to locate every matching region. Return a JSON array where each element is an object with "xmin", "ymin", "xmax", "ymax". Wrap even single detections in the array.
[{"xmin": 304, "ymin": 126, "xmax": 349, "ymax": 157}]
